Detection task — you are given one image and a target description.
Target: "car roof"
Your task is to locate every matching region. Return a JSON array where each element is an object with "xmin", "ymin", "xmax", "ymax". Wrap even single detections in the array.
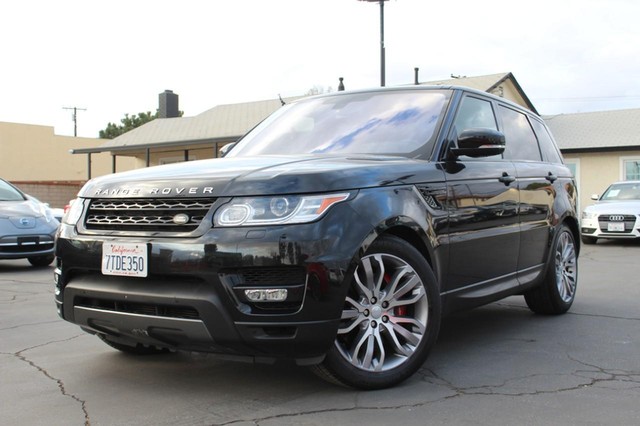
[{"xmin": 296, "ymin": 85, "xmax": 539, "ymax": 118}]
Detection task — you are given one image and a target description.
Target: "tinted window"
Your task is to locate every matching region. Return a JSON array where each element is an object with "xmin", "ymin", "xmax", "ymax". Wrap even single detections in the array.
[
  {"xmin": 530, "ymin": 119, "xmax": 563, "ymax": 164},
  {"xmin": 453, "ymin": 96, "xmax": 497, "ymax": 136},
  {"xmin": 499, "ymin": 106, "xmax": 541, "ymax": 161},
  {"xmin": 228, "ymin": 90, "xmax": 451, "ymax": 157}
]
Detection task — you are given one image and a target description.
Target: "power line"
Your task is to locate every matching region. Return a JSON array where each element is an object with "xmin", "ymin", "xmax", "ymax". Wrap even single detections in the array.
[{"xmin": 62, "ymin": 106, "xmax": 87, "ymax": 137}]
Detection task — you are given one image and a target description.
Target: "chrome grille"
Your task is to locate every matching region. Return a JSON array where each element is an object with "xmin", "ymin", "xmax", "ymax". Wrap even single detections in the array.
[
  {"xmin": 85, "ymin": 198, "xmax": 216, "ymax": 233},
  {"xmin": 597, "ymin": 214, "xmax": 637, "ymax": 234}
]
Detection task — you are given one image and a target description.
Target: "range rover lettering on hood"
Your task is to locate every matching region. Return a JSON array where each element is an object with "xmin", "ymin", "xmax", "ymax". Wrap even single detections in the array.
[{"xmin": 93, "ymin": 186, "xmax": 214, "ymax": 196}]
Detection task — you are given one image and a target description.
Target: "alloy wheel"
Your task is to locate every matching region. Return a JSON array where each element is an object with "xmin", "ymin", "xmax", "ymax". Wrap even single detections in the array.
[{"xmin": 335, "ymin": 253, "xmax": 429, "ymax": 372}]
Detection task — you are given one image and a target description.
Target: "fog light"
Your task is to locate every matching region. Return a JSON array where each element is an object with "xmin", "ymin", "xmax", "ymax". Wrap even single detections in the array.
[
  {"xmin": 244, "ymin": 288, "xmax": 288, "ymax": 302},
  {"xmin": 53, "ymin": 268, "xmax": 61, "ymax": 295}
]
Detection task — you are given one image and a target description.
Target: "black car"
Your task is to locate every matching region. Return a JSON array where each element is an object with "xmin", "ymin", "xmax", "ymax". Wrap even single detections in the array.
[{"xmin": 55, "ymin": 86, "xmax": 579, "ymax": 389}]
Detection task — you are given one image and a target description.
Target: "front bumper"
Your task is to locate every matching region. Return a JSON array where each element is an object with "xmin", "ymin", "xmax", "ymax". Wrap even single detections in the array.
[
  {"xmin": 581, "ymin": 214, "xmax": 640, "ymax": 240},
  {"xmin": 0, "ymin": 233, "xmax": 55, "ymax": 259},
  {"xmin": 54, "ymin": 205, "xmax": 370, "ymax": 363}
]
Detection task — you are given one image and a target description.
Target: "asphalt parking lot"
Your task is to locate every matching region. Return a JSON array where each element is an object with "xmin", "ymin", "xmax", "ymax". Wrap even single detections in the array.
[{"xmin": 1, "ymin": 240, "xmax": 639, "ymax": 426}]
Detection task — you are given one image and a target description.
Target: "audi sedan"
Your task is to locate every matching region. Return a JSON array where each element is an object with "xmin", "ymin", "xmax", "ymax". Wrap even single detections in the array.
[
  {"xmin": 0, "ymin": 179, "xmax": 59, "ymax": 266},
  {"xmin": 581, "ymin": 181, "xmax": 640, "ymax": 244}
]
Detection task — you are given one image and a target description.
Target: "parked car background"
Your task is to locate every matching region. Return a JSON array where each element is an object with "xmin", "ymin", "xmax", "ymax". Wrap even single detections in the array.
[
  {"xmin": 581, "ymin": 180, "xmax": 640, "ymax": 244},
  {"xmin": 27, "ymin": 195, "xmax": 65, "ymax": 223},
  {"xmin": 0, "ymin": 178, "xmax": 59, "ymax": 266}
]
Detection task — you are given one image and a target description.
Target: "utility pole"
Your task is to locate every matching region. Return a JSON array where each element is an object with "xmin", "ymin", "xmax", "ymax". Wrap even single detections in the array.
[
  {"xmin": 63, "ymin": 106, "xmax": 87, "ymax": 137},
  {"xmin": 359, "ymin": 0, "xmax": 389, "ymax": 87}
]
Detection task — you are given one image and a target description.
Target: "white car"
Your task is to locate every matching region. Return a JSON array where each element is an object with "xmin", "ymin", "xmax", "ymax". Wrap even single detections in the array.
[{"xmin": 581, "ymin": 181, "xmax": 640, "ymax": 244}]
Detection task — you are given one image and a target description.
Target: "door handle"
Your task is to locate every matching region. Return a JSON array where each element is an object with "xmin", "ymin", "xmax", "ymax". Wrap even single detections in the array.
[
  {"xmin": 498, "ymin": 172, "xmax": 516, "ymax": 185},
  {"xmin": 546, "ymin": 172, "xmax": 558, "ymax": 183}
]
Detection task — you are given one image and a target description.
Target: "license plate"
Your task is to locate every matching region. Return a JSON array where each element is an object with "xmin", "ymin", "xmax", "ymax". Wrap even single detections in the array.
[
  {"xmin": 102, "ymin": 242, "xmax": 148, "ymax": 277},
  {"xmin": 607, "ymin": 222, "xmax": 625, "ymax": 232}
]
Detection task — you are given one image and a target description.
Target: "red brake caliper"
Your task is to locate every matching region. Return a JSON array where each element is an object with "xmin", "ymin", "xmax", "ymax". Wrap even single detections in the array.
[{"xmin": 385, "ymin": 273, "xmax": 407, "ymax": 316}]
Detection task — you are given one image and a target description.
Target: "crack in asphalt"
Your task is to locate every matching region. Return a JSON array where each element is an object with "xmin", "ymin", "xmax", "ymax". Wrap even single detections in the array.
[
  {"xmin": 8, "ymin": 335, "xmax": 91, "ymax": 426},
  {"xmin": 0, "ymin": 287, "xmax": 40, "ymax": 296},
  {"xmin": 0, "ymin": 287, "xmax": 43, "ymax": 304},
  {"xmin": 0, "ymin": 319, "xmax": 62, "ymax": 331},
  {"xmin": 212, "ymin": 354, "xmax": 640, "ymax": 426}
]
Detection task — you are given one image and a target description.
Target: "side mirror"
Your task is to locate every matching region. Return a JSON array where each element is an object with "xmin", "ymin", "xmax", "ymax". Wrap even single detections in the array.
[
  {"xmin": 450, "ymin": 128, "xmax": 505, "ymax": 158},
  {"xmin": 591, "ymin": 194, "xmax": 599, "ymax": 200},
  {"xmin": 219, "ymin": 142, "xmax": 236, "ymax": 157}
]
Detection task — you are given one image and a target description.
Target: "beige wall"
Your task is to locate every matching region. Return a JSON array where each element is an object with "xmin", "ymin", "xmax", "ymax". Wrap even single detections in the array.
[
  {"xmin": 489, "ymin": 80, "xmax": 531, "ymax": 111},
  {"xmin": 0, "ymin": 121, "xmax": 136, "ymax": 207},
  {"xmin": 124, "ymin": 143, "xmax": 230, "ymax": 169},
  {"xmin": 564, "ymin": 150, "xmax": 638, "ymax": 213},
  {"xmin": 0, "ymin": 121, "xmax": 136, "ymax": 181}
]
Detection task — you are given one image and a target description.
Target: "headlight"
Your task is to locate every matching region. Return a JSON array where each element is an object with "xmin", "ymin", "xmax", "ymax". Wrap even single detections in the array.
[
  {"xmin": 214, "ymin": 193, "xmax": 350, "ymax": 227},
  {"xmin": 62, "ymin": 199, "xmax": 84, "ymax": 225},
  {"xmin": 581, "ymin": 210, "xmax": 598, "ymax": 220}
]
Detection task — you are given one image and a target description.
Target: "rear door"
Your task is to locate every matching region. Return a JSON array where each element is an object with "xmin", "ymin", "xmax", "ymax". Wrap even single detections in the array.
[{"xmin": 497, "ymin": 105, "xmax": 559, "ymax": 283}]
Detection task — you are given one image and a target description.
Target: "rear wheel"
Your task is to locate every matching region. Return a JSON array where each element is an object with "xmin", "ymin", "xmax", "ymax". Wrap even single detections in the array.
[
  {"xmin": 28, "ymin": 255, "xmax": 54, "ymax": 267},
  {"xmin": 312, "ymin": 235, "xmax": 441, "ymax": 389},
  {"xmin": 525, "ymin": 224, "xmax": 578, "ymax": 314}
]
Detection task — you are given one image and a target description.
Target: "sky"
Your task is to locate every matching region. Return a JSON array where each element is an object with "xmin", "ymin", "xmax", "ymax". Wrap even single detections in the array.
[{"xmin": 1, "ymin": 0, "xmax": 639, "ymax": 138}]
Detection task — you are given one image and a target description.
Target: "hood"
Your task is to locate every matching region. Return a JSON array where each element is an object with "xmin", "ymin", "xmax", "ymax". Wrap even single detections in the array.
[
  {"xmin": 584, "ymin": 200, "xmax": 640, "ymax": 215},
  {"xmin": 0, "ymin": 199, "xmax": 44, "ymax": 219},
  {"xmin": 0, "ymin": 199, "xmax": 53, "ymax": 230},
  {"xmin": 79, "ymin": 155, "xmax": 438, "ymax": 198}
]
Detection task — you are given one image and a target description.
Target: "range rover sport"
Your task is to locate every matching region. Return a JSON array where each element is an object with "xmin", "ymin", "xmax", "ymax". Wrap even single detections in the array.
[{"xmin": 55, "ymin": 86, "xmax": 579, "ymax": 389}]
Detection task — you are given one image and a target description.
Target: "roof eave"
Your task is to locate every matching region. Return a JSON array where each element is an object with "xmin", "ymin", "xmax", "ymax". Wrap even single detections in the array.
[{"xmin": 70, "ymin": 135, "xmax": 241, "ymax": 155}]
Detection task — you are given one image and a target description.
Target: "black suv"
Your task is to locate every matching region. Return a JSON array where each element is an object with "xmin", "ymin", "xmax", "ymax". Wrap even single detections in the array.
[{"xmin": 55, "ymin": 86, "xmax": 579, "ymax": 389}]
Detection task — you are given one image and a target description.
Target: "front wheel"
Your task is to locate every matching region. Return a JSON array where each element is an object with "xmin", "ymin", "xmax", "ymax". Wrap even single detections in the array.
[
  {"xmin": 312, "ymin": 235, "xmax": 441, "ymax": 389},
  {"xmin": 525, "ymin": 224, "xmax": 578, "ymax": 314}
]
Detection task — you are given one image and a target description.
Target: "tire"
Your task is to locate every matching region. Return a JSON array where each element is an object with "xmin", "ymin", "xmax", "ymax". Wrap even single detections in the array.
[
  {"xmin": 28, "ymin": 255, "xmax": 55, "ymax": 267},
  {"xmin": 312, "ymin": 235, "xmax": 441, "ymax": 389},
  {"xmin": 525, "ymin": 224, "xmax": 578, "ymax": 315},
  {"xmin": 98, "ymin": 334, "xmax": 170, "ymax": 355},
  {"xmin": 581, "ymin": 235, "xmax": 597, "ymax": 245}
]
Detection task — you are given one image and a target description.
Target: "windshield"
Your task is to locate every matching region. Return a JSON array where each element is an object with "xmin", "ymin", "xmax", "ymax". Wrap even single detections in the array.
[
  {"xmin": 227, "ymin": 89, "xmax": 451, "ymax": 158},
  {"xmin": 601, "ymin": 182, "xmax": 640, "ymax": 201},
  {"xmin": 0, "ymin": 180, "xmax": 26, "ymax": 201}
]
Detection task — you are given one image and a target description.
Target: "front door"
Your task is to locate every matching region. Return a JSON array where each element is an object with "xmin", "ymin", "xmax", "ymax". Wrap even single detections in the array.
[{"xmin": 441, "ymin": 95, "xmax": 521, "ymax": 299}]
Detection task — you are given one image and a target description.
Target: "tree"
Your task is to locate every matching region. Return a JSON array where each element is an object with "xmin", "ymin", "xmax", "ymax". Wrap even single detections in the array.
[{"xmin": 99, "ymin": 111, "xmax": 157, "ymax": 139}]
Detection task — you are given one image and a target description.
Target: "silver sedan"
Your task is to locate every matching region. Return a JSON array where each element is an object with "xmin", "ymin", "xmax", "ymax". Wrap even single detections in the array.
[{"xmin": 0, "ymin": 179, "xmax": 59, "ymax": 266}]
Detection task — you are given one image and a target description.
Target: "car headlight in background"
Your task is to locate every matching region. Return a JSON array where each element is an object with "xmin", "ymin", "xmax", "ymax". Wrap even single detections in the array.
[
  {"xmin": 62, "ymin": 199, "xmax": 84, "ymax": 225},
  {"xmin": 581, "ymin": 210, "xmax": 598, "ymax": 220},
  {"xmin": 214, "ymin": 193, "xmax": 350, "ymax": 227}
]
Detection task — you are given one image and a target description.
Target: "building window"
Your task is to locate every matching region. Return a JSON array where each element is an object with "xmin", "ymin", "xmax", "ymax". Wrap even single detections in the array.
[{"xmin": 621, "ymin": 158, "xmax": 640, "ymax": 181}]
